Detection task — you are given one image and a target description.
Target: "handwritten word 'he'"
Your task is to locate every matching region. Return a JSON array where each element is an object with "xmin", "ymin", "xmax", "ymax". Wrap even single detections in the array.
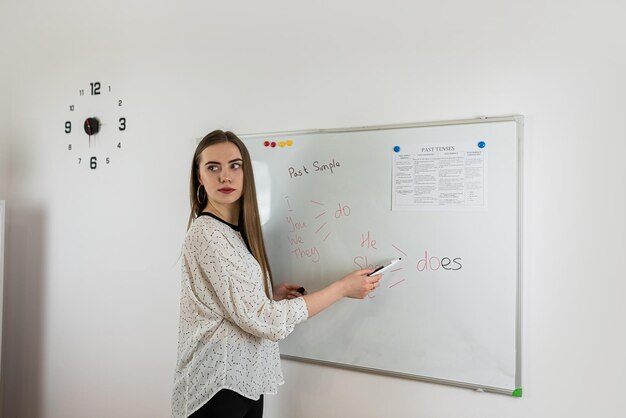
[
  {"xmin": 360, "ymin": 231, "xmax": 377, "ymax": 249},
  {"xmin": 288, "ymin": 159, "xmax": 342, "ymax": 178}
]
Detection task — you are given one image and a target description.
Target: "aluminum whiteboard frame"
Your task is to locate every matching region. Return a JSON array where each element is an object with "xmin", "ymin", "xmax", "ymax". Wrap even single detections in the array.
[
  {"xmin": 0, "ymin": 200, "xmax": 5, "ymax": 402},
  {"xmin": 242, "ymin": 116, "xmax": 524, "ymax": 396}
]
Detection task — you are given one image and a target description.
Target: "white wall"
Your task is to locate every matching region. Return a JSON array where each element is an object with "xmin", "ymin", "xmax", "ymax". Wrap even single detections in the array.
[
  {"xmin": 0, "ymin": 0, "xmax": 10, "ymax": 199},
  {"xmin": 3, "ymin": 1, "xmax": 626, "ymax": 417}
]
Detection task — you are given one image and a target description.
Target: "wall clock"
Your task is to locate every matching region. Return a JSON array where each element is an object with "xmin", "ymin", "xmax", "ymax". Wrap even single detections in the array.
[{"xmin": 64, "ymin": 81, "xmax": 126, "ymax": 170}]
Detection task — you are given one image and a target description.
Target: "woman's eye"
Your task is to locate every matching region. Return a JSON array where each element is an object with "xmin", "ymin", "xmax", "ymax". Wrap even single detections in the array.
[
  {"xmin": 207, "ymin": 165, "xmax": 219, "ymax": 172},
  {"xmin": 231, "ymin": 163, "xmax": 242, "ymax": 169}
]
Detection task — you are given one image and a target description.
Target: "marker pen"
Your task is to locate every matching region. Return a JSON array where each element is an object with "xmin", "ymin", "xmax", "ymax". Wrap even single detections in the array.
[{"xmin": 367, "ymin": 258, "xmax": 402, "ymax": 276}]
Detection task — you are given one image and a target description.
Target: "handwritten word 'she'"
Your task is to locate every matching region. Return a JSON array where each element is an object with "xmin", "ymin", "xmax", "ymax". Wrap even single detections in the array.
[
  {"xmin": 353, "ymin": 255, "xmax": 376, "ymax": 270},
  {"xmin": 288, "ymin": 159, "xmax": 341, "ymax": 178}
]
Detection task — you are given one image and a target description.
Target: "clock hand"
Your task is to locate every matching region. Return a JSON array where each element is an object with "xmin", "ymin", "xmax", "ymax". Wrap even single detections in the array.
[{"xmin": 86, "ymin": 119, "xmax": 92, "ymax": 148}]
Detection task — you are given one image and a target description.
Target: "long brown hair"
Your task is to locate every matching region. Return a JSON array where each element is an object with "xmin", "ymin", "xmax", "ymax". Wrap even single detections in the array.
[{"xmin": 189, "ymin": 130, "xmax": 274, "ymax": 297}]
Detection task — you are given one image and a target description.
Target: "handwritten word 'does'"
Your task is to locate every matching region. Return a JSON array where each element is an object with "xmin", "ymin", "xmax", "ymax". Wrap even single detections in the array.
[
  {"xmin": 416, "ymin": 251, "xmax": 463, "ymax": 271},
  {"xmin": 291, "ymin": 246, "xmax": 320, "ymax": 263}
]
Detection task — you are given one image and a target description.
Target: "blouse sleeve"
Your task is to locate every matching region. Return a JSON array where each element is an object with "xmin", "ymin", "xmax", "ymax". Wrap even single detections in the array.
[{"xmin": 193, "ymin": 228, "xmax": 309, "ymax": 342}]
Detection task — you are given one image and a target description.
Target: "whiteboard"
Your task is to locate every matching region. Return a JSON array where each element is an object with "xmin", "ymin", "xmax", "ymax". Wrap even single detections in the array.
[{"xmin": 242, "ymin": 117, "xmax": 523, "ymax": 395}]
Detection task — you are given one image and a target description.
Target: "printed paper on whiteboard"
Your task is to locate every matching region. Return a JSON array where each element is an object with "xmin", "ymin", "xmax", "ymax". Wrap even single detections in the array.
[{"xmin": 392, "ymin": 142, "xmax": 488, "ymax": 211}]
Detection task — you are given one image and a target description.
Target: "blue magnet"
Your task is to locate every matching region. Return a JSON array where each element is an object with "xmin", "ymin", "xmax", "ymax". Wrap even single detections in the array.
[
  {"xmin": 393, "ymin": 146, "xmax": 401, "ymax": 152},
  {"xmin": 478, "ymin": 141, "xmax": 486, "ymax": 149}
]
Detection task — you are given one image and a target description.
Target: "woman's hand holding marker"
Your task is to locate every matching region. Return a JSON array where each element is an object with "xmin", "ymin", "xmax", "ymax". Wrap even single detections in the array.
[
  {"xmin": 273, "ymin": 283, "xmax": 308, "ymax": 301},
  {"xmin": 340, "ymin": 268, "xmax": 382, "ymax": 299}
]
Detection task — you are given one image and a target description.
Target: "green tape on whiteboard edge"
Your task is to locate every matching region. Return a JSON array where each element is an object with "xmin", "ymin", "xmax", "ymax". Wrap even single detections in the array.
[{"xmin": 512, "ymin": 388, "xmax": 523, "ymax": 397}]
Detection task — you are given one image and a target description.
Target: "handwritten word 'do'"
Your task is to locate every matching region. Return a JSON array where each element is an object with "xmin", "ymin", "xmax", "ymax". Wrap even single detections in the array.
[
  {"xmin": 291, "ymin": 246, "xmax": 320, "ymax": 263},
  {"xmin": 334, "ymin": 203, "xmax": 351, "ymax": 218},
  {"xmin": 288, "ymin": 158, "xmax": 342, "ymax": 179},
  {"xmin": 416, "ymin": 251, "xmax": 462, "ymax": 271}
]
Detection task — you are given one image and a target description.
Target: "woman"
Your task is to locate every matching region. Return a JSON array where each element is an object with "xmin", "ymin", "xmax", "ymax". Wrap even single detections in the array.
[{"xmin": 172, "ymin": 130, "xmax": 382, "ymax": 418}]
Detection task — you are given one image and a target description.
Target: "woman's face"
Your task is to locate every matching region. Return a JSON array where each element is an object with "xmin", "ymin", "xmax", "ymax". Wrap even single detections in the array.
[{"xmin": 198, "ymin": 141, "xmax": 244, "ymax": 207}]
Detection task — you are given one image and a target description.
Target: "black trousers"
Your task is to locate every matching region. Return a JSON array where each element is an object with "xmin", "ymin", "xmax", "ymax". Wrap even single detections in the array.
[{"xmin": 190, "ymin": 389, "xmax": 264, "ymax": 418}]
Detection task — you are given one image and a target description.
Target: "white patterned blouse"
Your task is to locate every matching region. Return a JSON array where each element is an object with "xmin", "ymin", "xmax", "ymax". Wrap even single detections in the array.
[{"xmin": 172, "ymin": 213, "xmax": 309, "ymax": 418}]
